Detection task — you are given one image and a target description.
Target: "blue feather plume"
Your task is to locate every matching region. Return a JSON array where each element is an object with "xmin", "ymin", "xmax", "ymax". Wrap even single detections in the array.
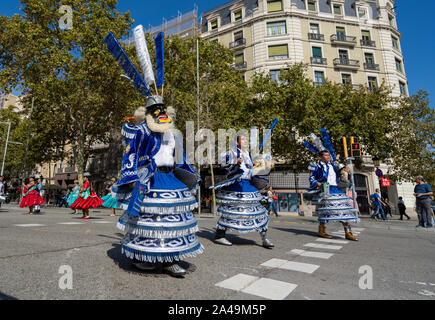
[
  {"xmin": 155, "ymin": 32, "xmax": 165, "ymax": 88},
  {"xmin": 104, "ymin": 32, "xmax": 151, "ymax": 97},
  {"xmin": 320, "ymin": 128, "xmax": 337, "ymax": 162}
]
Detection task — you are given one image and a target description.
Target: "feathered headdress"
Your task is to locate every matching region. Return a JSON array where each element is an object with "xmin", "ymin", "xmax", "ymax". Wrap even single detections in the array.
[
  {"xmin": 302, "ymin": 128, "xmax": 337, "ymax": 162},
  {"xmin": 104, "ymin": 28, "xmax": 165, "ymax": 97}
]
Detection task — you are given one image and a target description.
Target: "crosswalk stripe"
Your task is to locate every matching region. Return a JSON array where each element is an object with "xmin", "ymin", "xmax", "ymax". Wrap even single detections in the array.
[
  {"xmin": 215, "ymin": 274, "xmax": 259, "ymax": 291},
  {"xmin": 352, "ymin": 228, "xmax": 366, "ymax": 231},
  {"xmin": 288, "ymin": 249, "xmax": 334, "ymax": 259},
  {"xmin": 14, "ymin": 224, "xmax": 46, "ymax": 227},
  {"xmin": 241, "ymin": 278, "xmax": 298, "ymax": 300},
  {"xmin": 92, "ymin": 221, "xmax": 112, "ymax": 224},
  {"xmin": 304, "ymin": 243, "xmax": 343, "ymax": 250},
  {"xmin": 58, "ymin": 222, "xmax": 85, "ymax": 225},
  {"xmin": 316, "ymin": 238, "xmax": 349, "ymax": 244},
  {"xmin": 332, "ymin": 231, "xmax": 360, "ymax": 235},
  {"xmin": 261, "ymin": 259, "xmax": 319, "ymax": 274}
]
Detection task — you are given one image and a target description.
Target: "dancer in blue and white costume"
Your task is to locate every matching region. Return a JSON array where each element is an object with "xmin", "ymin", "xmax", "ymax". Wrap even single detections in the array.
[
  {"xmin": 113, "ymin": 95, "xmax": 203, "ymax": 277},
  {"xmin": 213, "ymin": 136, "xmax": 275, "ymax": 248},
  {"xmin": 303, "ymin": 129, "xmax": 359, "ymax": 241}
]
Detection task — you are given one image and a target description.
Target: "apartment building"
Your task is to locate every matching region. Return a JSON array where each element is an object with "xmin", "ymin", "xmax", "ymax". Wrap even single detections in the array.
[
  {"xmin": 201, "ymin": 0, "xmax": 415, "ymax": 215},
  {"xmin": 201, "ymin": 0, "xmax": 407, "ymax": 97}
]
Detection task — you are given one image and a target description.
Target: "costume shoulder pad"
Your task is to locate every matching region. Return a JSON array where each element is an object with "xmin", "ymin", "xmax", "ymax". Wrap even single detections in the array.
[{"xmin": 308, "ymin": 163, "xmax": 318, "ymax": 171}]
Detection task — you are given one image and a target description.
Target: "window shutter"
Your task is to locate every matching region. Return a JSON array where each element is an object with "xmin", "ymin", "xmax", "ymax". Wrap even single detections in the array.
[
  {"xmin": 267, "ymin": 1, "xmax": 283, "ymax": 12},
  {"xmin": 268, "ymin": 45, "xmax": 288, "ymax": 57},
  {"xmin": 312, "ymin": 47, "xmax": 322, "ymax": 57}
]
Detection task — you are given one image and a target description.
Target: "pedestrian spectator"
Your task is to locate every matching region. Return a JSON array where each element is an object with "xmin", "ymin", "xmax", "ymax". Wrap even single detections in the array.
[
  {"xmin": 0, "ymin": 176, "xmax": 5, "ymax": 207},
  {"xmin": 414, "ymin": 176, "xmax": 433, "ymax": 228},
  {"xmin": 267, "ymin": 186, "xmax": 279, "ymax": 217},
  {"xmin": 370, "ymin": 189, "xmax": 387, "ymax": 221},
  {"xmin": 382, "ymin": 198, "xmax": 393, "ymax": 218},
  {"xmin": 397, "ymin": 197, "xmax": 410, "ymax": 220}
]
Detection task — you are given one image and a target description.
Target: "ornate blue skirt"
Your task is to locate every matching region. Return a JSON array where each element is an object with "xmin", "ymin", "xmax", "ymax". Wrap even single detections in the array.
[
  {"xmin": 314, "ymin": 186, "xmax": 359, "ymax": 224},
  {"xmin": 117, "ymin": 171, "xmax": 203, "ymax": 263},
  {"xmin": 101, "ymin": 194, "xmax": 119, "ymax": 209},
  {"xmin": 216, "ymin": 179, "xmax": 269, "ymax": 233}
]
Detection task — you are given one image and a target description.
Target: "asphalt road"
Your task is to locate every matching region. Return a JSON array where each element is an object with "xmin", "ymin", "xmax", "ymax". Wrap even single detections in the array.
[{"xmin": 0, "ymin": 204, "xmax": 434, "ymax": 300}]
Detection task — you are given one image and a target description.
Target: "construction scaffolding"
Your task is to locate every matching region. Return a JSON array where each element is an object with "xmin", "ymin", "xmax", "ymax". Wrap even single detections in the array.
[{"xmin": 125, "ymin": 6, "xmax": 200, "ymax": 46}]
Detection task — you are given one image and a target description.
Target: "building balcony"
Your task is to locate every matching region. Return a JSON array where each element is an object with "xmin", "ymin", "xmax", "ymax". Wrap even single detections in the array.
[
  {"xmin": 231, "ymin": 61, "xmax": 247, "ymax": 70},
  {"xmin": 364, "ymin": 62, "xmax": 380, "ymax": 71},
  {"xmin": 333, "ymin": 58, "xmax": 360, "ymax": 70},
  {"xmin": 310, "ymin": 57, "xmax": 327, "ymax": 65},
  {"xmin": 229, "ymin": 38, "xmax": 246, "ymax": 49},
  {"xmin": 331, "ymin": 34, "xmax": 357, "ymax": 46},
  {"xmin": 308, "ymin": 33, "xmax": 324, "ymax": 41},
  {"xmin": 361, "ymin": 39, "xmax": 376, "ymax": 47}
]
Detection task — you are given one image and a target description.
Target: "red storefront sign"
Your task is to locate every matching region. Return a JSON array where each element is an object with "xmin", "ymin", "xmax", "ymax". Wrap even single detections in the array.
[{"xmin": 382, "ymin": 177, "xmax": 391, "ymax": 187}]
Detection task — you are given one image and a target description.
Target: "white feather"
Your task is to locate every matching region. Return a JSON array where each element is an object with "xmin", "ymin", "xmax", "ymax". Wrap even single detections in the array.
[
  {"xmin": 310, "ymin": 133, "xmax": 326, "ymax": 151},
  {"xmin": 133, "ymin": 25, "xmax": 155, "ymax": 87}
]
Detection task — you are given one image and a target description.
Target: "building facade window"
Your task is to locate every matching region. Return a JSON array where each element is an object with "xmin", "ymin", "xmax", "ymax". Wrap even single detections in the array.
[
  {"xmin": 234, "ymin": 10, "xmax": 242, "ymax": 22},
  {"xmin": 307, "ymin": 1, "xmax": 316, "ymax": 12},
  {"xmin": 314, "ymin": 71, "xmax": 325, "ymax": 84},
  {"xmin": 368, "ymin": 76, "xmax": 377, "ymax": 91},
  {"xmin": 365, "ymin": 53, "xmax": 375, "ymax": 65},
  {"xmin": 395, "ymin": 58, "xmax": 403, "ymax": 73},
  {"xmin": 270, "ymin": 69, "xmax": 288, "ymax": 84},
  {"xmin": 267, "ymin": 21, "xmax": 286, "ymax": 36},
  {"xmin": 341, "ymin": 73, "xmax": 352, "ymax": 85},
  {"xmin": 235, "ymin": 52, "xmax": 244, "ymax": 65},
  {"xmin": 268, "ymin": 44, "xmax": 289, "ymax": 60},
  {"xmin": 392, "ymin": 36, "xmax": 399, "ymax": 50},
  {"xmin": 310, "ymin": 23, "xmax": 320, "ymax": 34},
  {"xmin": 339, "ymin": 49, "xmax": 349, "ymax": 63},
  {"xmin": 267, "ymin": 0, "xmax": 283, "ymax": 12},
  {"xmin": 362, "ymin": 30, "xmax": 371, "ymax": 41},
  {"xmin": 336, "ymin": 26, "xmax": 346, "ymax": 41},
  {"xmin": 333, "ymin": 4, "xmax": 342, "ymax": 15},
  {"xmin": 399, "ymin": 81, "xmax": 407, "ymax": 95},
  {"xmin": 210, "ymin": 19, "xmax": 218, "ymax": 30},
  {"xmin": 358, "ymin": 7, "xmax": 367, "ymax": 19},
  {"xmin": 234, "ymin": 31, "xmax": 243, "ymax": 41}
]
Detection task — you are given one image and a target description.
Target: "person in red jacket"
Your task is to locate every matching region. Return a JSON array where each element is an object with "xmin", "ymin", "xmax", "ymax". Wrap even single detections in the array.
[
  {"xmin": 70, "ymin": 173, "xmax": 104, "ymax": 219},
  {"xmin": 20, "ymin": 176, "xmax": 44, "ymax": 215}
]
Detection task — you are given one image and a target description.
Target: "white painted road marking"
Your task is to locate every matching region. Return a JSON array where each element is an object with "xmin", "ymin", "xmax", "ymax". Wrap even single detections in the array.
[
  {"xmin": 288, "ymin": 249, "xmax": 334, "ymax": 260},
  {"xmin": 241, "ymin": 278, "xmax": 298, "ymax": 300},
  {"xmin": 92, "ymin": 221, "xmax": 112, "ymax": 224},
  {"xmin": 14, "ymin": 224, "xmax": 46, "ymax": 227},
  {"xmin": 261, "ymin": 259, "xmax": 319, "ymax": 274},
  {"xmin": 260, "ymin": 258, "xmax": 288, "ymax": 268},
  {"xmin": 316, "ymin": 238, "xmax": 349, "ymax": 244},
  {"xmin": 352, "ymin": 228, "xmax": 366, "ymax": 231},
  {"xmin": 215, "ymin": 274, "xmax": 259, "ymax": 291},
  {"xmin": 304, "ymin": 243, "xmax": 343, "ymax": 250},
  {"xmin": 58, "ymin": 222, "xmax": 85, "ymax": 225}
]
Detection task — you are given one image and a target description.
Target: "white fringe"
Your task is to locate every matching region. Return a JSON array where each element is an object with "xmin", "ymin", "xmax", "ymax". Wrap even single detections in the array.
[
  {"xmin": 120, "ymin": 224, "xmax": 199, "ymax": 239},
  {"xmin": 122, "ymin": 244, "xmax": 204, "ymax": 263}
]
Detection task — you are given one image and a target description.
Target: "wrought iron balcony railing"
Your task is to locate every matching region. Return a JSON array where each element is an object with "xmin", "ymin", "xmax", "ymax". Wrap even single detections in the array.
[
  {"xmin": 229, "ymin": 38, "xmax": 246, "ymax": 49},
  {"xmin": 361, "ymin": 39, "xmax": 376, "ymax": 47},
  {"xmin": 231, "ymin": 61, "xmax": 247, "ymax": 70},
  {"xmin": 310, "ymin": 57, "xmax": 327, "ymax": 65},
  {"xmin": 308, "ymin": 33, "xmax": 325, "ymax": 41},
  {"xmin": 364, "ymin": 62, "xmax": 380, "ymax": 71},
  {"xmin": 331, "ymin": 34, "xmax": 357, "ymax": 45},
  {"xmin": 333, "ymin": 58, "xmax": 360, "ymax": 68}
]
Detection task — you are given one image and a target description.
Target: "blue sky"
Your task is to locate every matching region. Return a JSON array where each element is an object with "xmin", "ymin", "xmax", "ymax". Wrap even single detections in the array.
[{"xmin": 1, "ymin": 0, "xmax": 434, "ymax": 105}]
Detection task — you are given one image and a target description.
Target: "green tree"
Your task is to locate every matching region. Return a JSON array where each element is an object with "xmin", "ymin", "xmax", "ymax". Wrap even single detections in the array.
[{"xmin": 0, "ymin": 0, "xmax": 138, "ymax": 184}]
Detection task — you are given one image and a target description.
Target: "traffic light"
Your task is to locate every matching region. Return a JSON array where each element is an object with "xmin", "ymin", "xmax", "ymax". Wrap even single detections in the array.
[{"xmin": 350, "ymin": 137, "xmax": 361, "ymax": 158}]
